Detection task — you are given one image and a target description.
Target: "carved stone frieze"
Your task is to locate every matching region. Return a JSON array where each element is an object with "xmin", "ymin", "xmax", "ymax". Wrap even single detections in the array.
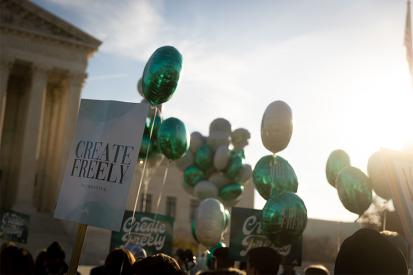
[{"xmin": 0, "ymin": 0, "xmax": 101, "ymax": 50}]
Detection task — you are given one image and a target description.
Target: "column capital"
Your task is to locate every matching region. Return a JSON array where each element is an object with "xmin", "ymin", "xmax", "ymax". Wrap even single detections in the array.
[
  {"xmin": 67, "ymin": 71, "xmax": 87, "ymax": 90},
  {"xmin": 31, "ymin": 63, "xmax": 52, "ymax": 76},
  {"xmin": 0, "ymin": 56, "xmax": 14, "ymax": 71}
]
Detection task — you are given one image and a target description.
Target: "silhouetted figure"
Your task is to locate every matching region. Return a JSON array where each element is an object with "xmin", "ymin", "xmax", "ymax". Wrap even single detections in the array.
[
  {"xmin": 123, "ymin": 243, "xmax": 147, "ymax": 260},
  {"xmin": 45, "ymin": 242, "xmax": 68, "ymax": 275},
  {"xmin": 0, "ymin": 242, "xmax": 34, "ymax": 274},
  {"xmin": 34, "ymin": 250, "xmax": 48, "ymax": 275},
  {"xmin": 213, "ymin": 247, "xmax": 233, "ymax": 270},
  {"xmin": 334, "ymin": 228, "xmax": 408, "ymax": 274},
  {"xmin": 246, "ymin": 247, "xmax": 281, "ymax": 275},
  {"xmin": 104, "ymin": 248, "xmax": 136, "ymax": 275},
  {"xmin": 280, "ymin": 265, "xmax": 299, "ymax": 275},
  {"xmin": 132, "ymin": 253, "xmax": 184, "ymax": 275},
  {"xmin": 304, "ymin": 264, "xmax": 329, "ymax": 275},
  {"xmin": 196, "ymin": 267, "xmax": 246, "ymax": 275}
]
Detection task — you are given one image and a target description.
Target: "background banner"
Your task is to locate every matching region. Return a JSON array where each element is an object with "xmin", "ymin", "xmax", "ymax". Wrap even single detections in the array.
[
  {"xmin": 54, "ymin": 100, "xmax": 148, "ymax": 231},
  {"xmin": 0, "ymin": 209, "xmax": 30, "ymax": 244},
  {"xmin": 110, "ymin": 211, "xmax": 174, "ymax": 256},
  {"xmin": 229, "ymin": 207, "xmax": 302, "ymax": 265}
]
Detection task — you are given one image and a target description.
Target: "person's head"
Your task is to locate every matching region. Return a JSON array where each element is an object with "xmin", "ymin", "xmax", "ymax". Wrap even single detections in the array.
[
  {"xmin": 124, "ymin": 243, "xmax": 147, "ymax": 260},
  {"xmin": 0, "ymin": 242, "xmax": 34, "ymax": 274},
  {"xmin": 132, "ymin": 253, "xmax": 184, "ymax": 275},
  {"xmin": 46, "ymin": 241, "xmax": 67, "ymax": 273},
  {"xmin": 35, "ymin": 251, "xmax": 48, "ymax": 274},
  {"xmin": 197, "ymin": 267, "xmax": 246, "ymax": 275},
  {"xmin": 304, "ymin": 264, "xmax": 329, "ymax": 275},
  {"xmin": 335, "ymin": 228, "xmax": 408, "ymax": 274},
  {"xmin": 246, "ymin": 247, "xmax": 281, "ymax": 275},
  {"xmin": 105, "ymin": 248, "xmax": 136, "ymax": 275},
  {"xmin": 213, "ymin": 247, "xmax": 233, "ymax": 269}
]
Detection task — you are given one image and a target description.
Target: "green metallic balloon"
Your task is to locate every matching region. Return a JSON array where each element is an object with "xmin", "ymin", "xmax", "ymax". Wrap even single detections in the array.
[
  {"xmin": 142, "ymin": 46, "xmax": 183, "ymax": 106},
  {"xmin": 326, "ymin": 149, "xmax": 351, "ymax": 188},
  {"xmin": 219, "ymin": 183, "xmax": 244, "ymax": 201},
  {"xmin": 139, "ymin": 133, "xmax": 161, "ymax": 160},
  {"xmin": 225, "ymin": 153, "xmax": 244, "ymax": 179},
  {"xmin": 336, "ymin": 166, "xmax": 372, "ymax": 215},
  {"xmin": 145, "ymin": 114, "xmax": 162, "ymax": 136},
  {"xmin": 139, "ymin": 134, "xmax": 152, "ymax": 159},
  {"xmin": 157, "ymin": 117, "xmax": 189, "ymax": 160},
  {"xmin": 191, "ymin": 219, "xmax": 199, "ymax": 243},
  {"xmin": 195, "ymin": 144, "xmax": 214, "ymax": 171},
  {"xmin": 262, "ymin": 192, "xmax": 307, "ymax": 246},
  {"xmin": 184, "ymin": 165, "xmax": 205, "ymax": 187},
  {"xmin": 253, "ymin": 155, "xmax": 298, "ymax": 200}
]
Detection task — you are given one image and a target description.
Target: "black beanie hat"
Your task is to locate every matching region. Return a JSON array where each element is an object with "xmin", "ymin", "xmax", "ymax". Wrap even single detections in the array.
[{"xmin": 334, "ymin": 228, "xmax": 408, "ymax": 274}]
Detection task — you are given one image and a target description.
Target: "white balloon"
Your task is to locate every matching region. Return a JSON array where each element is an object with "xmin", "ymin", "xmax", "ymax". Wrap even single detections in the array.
[
  {"xmin": 209, "ymin": 118, "xmax": 232, "ymax": 136},
  {"xmin": 231, "ymin": 128, "xmax": 251, "ymax": 151},
  {"xmin": 196, "ymin": 199, "xmax": 226, "ymax": 247},
  {"xmin": 214, "ymin": 145, "xmax": 231, "ymax": 171},
  {"xmin": 207, "ymin": 132, "xmax": 230, "ymax": 150},
  {"xmin": 194, "ymin": 181, "xmax": 218, "ymax": 200},
  {"xmin": 235, "ymin": 164, "xmax": 252, "ymax": 183},
  {"xmin": 190, "ymin": 132, "xmax": 205, "ymax": 154},
  {"xmin": 175, "ymin": 152, "xmax": 194, "ymax": 171},
  {"xmin": 261, "ymin": 100, "xmax": 293, "ymax": 154},
  {"xmin": 209, "ymin": 172, "xmax": 230, "ymax": 189}
]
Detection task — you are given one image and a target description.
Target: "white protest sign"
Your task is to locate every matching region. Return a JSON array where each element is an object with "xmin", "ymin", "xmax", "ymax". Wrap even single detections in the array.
[
  {"xmin": 382, "ymin": 149, "xmax": 413, "ymax": 245},
  {"xmin": 54, "ymin": 99, "xmax": 148, "ymax": 231}
]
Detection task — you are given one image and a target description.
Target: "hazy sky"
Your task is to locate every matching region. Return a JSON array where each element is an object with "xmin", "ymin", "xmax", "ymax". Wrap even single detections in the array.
[{"xmin": 34, "ymin": 0, "xmax": 413, "ymax": 222}]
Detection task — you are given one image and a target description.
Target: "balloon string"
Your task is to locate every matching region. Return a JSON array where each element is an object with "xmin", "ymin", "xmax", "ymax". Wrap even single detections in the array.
[
  {"xmin": 271, "ymin": 153, "xmax": 276, "ymax": 197},
  {"xmin": 155, "ymin": 160, "xmax": 171, "ymax": 220},
  {"xmin": 129, "ymin": 106, "xmax": 159, "ymax": 239}
]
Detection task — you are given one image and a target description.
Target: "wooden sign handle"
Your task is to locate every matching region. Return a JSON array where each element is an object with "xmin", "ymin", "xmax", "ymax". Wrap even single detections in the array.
[{"xmin": 68, "ymin": 224, "xmax": 88, "ymax": 275}]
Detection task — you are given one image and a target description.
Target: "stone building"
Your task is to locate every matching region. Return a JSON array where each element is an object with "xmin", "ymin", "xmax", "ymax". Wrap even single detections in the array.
[
  {"xmin": 0, "ymin": 0, "xmax": 255, "ymax": 264},
  {"xmin": 0, "ymin": 0, "xmax": 101, "ymax": 212}
]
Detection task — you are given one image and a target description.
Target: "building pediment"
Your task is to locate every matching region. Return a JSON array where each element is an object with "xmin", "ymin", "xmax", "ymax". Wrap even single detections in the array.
[{"xmin": 0, "ymin": 0, "xmax": 101, "ymax": 51}]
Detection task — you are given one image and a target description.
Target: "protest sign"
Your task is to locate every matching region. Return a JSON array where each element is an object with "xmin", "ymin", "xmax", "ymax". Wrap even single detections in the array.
[
  {"xmin": 111, "ymin": 211, "xmax": 174, "ymax": 256},
  {"xmin": 54, "ymin": 99, "xmax": 148, "ymax": 231},
  {"xmin": 0, "ymin": 210, "xmax": 30, "ymax": 244},
  {"xmin": 229, "ymin": 207, "xmax": 302, "ymax": 265}
]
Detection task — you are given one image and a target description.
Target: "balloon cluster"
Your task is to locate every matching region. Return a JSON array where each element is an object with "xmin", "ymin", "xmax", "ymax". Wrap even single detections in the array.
[
  {"xmin": 326, "ymin": 149, "xmax": 391, "ymax": 216},
  {"xmin": 137, "ymin": 46, "xmax": 189, "ymax": 163},
  {"xmin": 254, "ymin": 101, "xmax": 308, "ymax": 246},
  {"xmin": 176, "ymin": 118, "xmax": 252, "ymax": 207}
]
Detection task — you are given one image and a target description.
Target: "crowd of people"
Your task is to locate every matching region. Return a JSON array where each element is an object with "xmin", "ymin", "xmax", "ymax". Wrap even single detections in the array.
[{"xmin": 0, "ymin": 228, "xmax": 409, "ymax": 274}]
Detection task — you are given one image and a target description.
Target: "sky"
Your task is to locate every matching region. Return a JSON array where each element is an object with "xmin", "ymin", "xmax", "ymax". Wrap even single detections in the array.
[{"xmin": 34, "ymin": 0, "xmax": 413, "ymax": 222}]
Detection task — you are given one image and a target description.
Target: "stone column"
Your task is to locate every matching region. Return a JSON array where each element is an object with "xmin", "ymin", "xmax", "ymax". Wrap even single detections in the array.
[
  {"xmin": 55, "ymin": 72, "xmax": 85, "ymax": 199},
  {"xmin": 13, "ymin": 65, "xmax": 49, "ymax": 212},
  {"xmin": 0, "ymin": 58, "xmax": 13, "ymax": 146}
]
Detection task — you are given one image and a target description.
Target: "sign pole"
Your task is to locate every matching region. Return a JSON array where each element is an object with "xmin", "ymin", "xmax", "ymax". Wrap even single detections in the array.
[{"xmin": 68, "ymin": 223, "xmax": 88, "ymax": 275}]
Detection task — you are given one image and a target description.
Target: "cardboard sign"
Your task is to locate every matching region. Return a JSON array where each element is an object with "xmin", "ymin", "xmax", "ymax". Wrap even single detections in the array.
[
  {"xmin": 0, "ymin": 210, "xmax": 30, "ymax": 244},
  {"xmin": 54, "ymin": 100, "xmax": 148, "ymax": 231},
  {"xmin": 382, "ymin": 149, "xmax": 413, "ymax": 245},
  {"xmin": 110, "ymin": 211, "xmax": 174, "ymax": 256},
  {"xmin": 229, "ymin": 207, "xmax": 302, "ymax": 265}
]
